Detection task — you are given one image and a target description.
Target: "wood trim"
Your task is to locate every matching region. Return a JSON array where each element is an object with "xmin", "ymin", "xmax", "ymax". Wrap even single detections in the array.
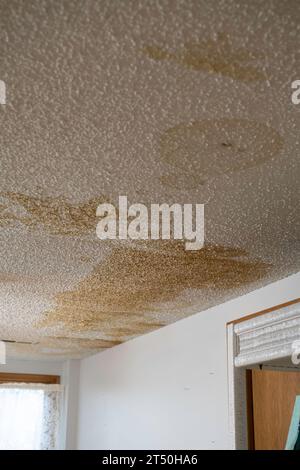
[
  {"xmin": 246, "ymin": 369, "xmax": 255, "ymax": 450},
  {"xmin": 227, "ymin": 297, "xmax": 300, "ymax": 326},
  {"xmin": 0, "ymin": 372, "xmax": 60, "ymax": 384}
]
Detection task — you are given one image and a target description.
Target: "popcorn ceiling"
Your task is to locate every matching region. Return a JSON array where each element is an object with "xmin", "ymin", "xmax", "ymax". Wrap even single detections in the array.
[
  {"xmin": 159, "ymin": 119, "xmax": 283, "ymax": 188},
  {"xmin": 143, "ymin": 34, "xmax": 266, "ymax": 81},
  {"xmin": 37, "ymin": 242, "xmax": 270, "ymax": 336},
  {"xmin": 0, "ymin": 0, "xmax": 299, "ymax": 359},
  {"xmin": 0, "ymin": 191, "xmax": 109, "ymax": 235}
]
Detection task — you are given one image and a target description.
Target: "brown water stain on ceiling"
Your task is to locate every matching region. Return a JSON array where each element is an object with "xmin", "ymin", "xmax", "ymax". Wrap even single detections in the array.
[
  {"xmin": 38, "ymin": 241, "xmax": 271, "ymax": 343},
  {"xmin": 0, "ymin": 119, "xmax": 283, "ymax": 233},
  {"xmin": 0, "ymin": 117, "xmax": 280, "ymax": 353},
  {"xmin": 160, "ymin": 119, "xmax": 283, "ymax": 189},
  {"xmin": 0, "ymin": 192, "xmax": 109, "ymax": 235},
  {"xmin": 143, "ymin": 33, "xmax": 266, "ymax": 81}
]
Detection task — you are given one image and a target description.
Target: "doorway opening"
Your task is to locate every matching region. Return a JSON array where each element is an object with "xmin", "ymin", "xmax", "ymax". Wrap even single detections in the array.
[{"xmin": 227, "ymin": 298, "xmax": 300, "ymax": 450}]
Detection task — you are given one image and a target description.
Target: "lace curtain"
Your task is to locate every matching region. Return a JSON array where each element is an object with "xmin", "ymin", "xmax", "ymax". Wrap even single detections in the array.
[{"xmin": 0, "ymin": 383, "xmax": 63, "ymax": 450}]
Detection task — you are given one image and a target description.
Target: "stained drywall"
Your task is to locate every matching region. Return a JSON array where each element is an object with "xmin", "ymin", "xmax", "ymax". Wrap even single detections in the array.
[
  {"xmin": 143, "ymin": 32, "xmax": 266, "ymax": 81},
  {"xmin": 0, "ymin": 0, "xmax": 299, "ymax": 358},
  {"xmin": 39, "ymin": 243, "xmax": 269, "ymax": 340},
  {"xmin": 0, "ymin": 192, "xmax": 109, "ymax": 235},
  {"xmin": 159, "ymin": 119, "xmax": 283, "ymax": 188}
]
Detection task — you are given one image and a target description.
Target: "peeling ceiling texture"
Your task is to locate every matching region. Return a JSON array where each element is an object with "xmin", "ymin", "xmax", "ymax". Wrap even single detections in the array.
[{"xmin": 0, "ymin": 0, "xmax": 299, "ymax": 359}]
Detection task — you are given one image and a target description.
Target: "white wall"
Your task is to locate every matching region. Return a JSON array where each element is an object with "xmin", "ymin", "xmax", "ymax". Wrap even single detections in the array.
[
  {"xmin": 0, "ymin": 357, "xmax": 64, "ymax": 376},
  {"xmin": 62, "ymin": 359, "xmax": 80, "ymax": 450},
  {"xmin": 77, "ymin": 273, "xmax": 300, "ymax": 450}
]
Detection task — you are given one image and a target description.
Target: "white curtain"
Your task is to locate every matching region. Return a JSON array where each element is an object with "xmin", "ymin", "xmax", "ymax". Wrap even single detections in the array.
[{"xmin": 0, "ymin": 383, "xmax": 63, "ymax": 450}]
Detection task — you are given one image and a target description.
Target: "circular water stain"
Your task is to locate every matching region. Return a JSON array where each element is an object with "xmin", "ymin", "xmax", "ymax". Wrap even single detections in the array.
[{"xmin": 160, "ymin": 119, "xmax": 283, "ymax": 189}]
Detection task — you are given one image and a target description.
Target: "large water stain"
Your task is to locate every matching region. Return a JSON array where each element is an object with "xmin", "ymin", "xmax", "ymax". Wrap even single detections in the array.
[
  {"xmin": 0, "ymin": 191, "xmax": 109, "ymax": 235},
  {"xmin": 143, "ymin": 33, "xmax": 266, "ymax": 81},
  {"xmin": 160, "ymin": 119, "xmax": 283, "ymax": 189},
  {"xmin": 38, "ymin": 241, "xmax": 270, "ymax": 343}
]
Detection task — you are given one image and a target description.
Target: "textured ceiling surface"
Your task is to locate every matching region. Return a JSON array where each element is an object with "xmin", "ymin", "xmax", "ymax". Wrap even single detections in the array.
[{"xmin": 0, "ymin": 0, "xmax": 299, "ymax": 359}]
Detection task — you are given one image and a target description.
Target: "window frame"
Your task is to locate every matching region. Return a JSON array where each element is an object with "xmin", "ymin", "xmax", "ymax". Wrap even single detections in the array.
[{"xmin": 0, "ymin": 373, "xmax": 60, "ymax": 384}]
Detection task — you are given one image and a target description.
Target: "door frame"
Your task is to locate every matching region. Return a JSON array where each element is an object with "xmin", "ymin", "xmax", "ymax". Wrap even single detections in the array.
[{"xmin": 227, "ymin": 298, "xmax": 300, "ymax": 449}]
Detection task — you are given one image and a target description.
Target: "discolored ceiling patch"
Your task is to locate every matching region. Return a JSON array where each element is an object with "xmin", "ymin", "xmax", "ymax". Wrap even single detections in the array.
[
  {"xmin": 160, "ymin": 119, "xmax": 283, "ymax": 189},
  {"xmin": 143, "ymin": 33, "xmax": 266, "ymax": 81},
  {"xmin": 38, "ymin": 241, "xmax": 270, "ymax": 343},
  {"xmin": 0, "ymin": 191, "xmax": 109, "ymax": 235}
]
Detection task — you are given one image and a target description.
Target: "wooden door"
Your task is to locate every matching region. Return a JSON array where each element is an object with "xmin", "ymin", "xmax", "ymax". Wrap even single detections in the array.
[{"xmin": 250, "ymin": 369, "xmax": 300, "ymax": 450}]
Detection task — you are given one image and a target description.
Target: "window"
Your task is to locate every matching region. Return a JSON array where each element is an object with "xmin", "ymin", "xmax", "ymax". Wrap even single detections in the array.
[{"xmin": 0, "ymin": 373, "xmax": 63, "ymax": 450}]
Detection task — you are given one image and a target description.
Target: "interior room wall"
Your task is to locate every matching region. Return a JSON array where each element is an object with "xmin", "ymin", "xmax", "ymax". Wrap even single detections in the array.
[
  {"xmin": 76, "ymin": 272, "xmax": 300, "ymax": 450},
  {"xmin": 0, "ymin": 357, "xmax": 64, "ymax": 376}
]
